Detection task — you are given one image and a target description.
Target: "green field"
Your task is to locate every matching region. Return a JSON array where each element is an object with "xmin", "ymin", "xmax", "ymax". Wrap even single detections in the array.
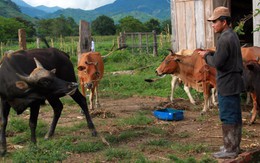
[{"xmin": 0, "ymin": 35, "xmax": 210, "ymax": 162}]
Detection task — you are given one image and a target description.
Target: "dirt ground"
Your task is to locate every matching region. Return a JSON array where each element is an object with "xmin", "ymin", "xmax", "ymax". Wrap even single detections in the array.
[
  {"xmin": 12, "ymin": 96, "xmax": 260, "ymax": 162},
  {"xmin": 44, "ymin": 95, "xmax": 259, "ymax": 163}
]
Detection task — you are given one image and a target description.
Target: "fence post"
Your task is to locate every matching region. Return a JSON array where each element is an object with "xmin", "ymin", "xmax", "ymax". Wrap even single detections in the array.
[
  {"xmin": 146, "ymin": 34, "xmax": 149, "ymax": 53},
  {"xmin": 78, "ymin": 20, "xmax": 91, "ymax": 62},
  {"xmin": 0, "ymin": 42, "xmax": 2, "ymax": 56},
  {"xmin": 152, "ymin": 30, "xmax": 158, "ymax": 56},
  {"xmin": 18, "ymin": 29, "xmax": 27, "ymax": 50},
  {"xmin": 36, "ymin": 37, "xmax": 40, "ymax": 48},
  {"xmin": 138, "ymin": 33, "xmax": 142, "ymax": 54}
]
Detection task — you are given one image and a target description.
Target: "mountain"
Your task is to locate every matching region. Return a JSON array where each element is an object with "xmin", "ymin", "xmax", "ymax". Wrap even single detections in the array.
[
  {"xmin": 0, "ymin": 0, "xmax": 34, "ymax": 21},
  {"xmin": 35, "ymin": 5, "xmax": 62, "ymax": 13},
  {"xmin": 46, "ymin": 0, "xmax": 170, "ymax": 23},
  {"xmin": 95, "ymin": 0, "xmax": 170, "ymax": 20},
  {"xmin": 11, "ymin": 0, "xmax": 62, "ymax": 18},
  {"xmin": 10, "ymin": 0, "xmax": 170, "ymax": 23}
]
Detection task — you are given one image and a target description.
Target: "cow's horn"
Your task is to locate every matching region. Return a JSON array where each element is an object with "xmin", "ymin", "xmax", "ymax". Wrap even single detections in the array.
[
  {"xmin": 16, "ymin": 73, "xmax": 33, "ymax": 83},
  {"xmin": 34, "ymin": 57, "xmax": 44, "ymax": 68}
]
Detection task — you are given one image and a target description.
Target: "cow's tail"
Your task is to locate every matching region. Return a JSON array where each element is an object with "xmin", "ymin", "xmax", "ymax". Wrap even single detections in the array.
[{"xmin": 102, "ymin": 43, "xmax": 127, "ymax": 58}]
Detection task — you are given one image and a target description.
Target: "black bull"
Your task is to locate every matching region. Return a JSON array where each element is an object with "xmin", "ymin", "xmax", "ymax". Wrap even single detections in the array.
[{"xmin": 0, "ymin": 48, "xmax": 97, "ymax": 155}]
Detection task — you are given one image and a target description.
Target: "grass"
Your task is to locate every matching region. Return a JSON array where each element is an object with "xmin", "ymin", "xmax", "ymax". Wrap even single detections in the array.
[
  {"xmin": 117, "ymin": 114, "xmax": 154, "ymax": 126},
  {"xmin": 1, "ymin": 35, "xmax": 210, "ymax": 162},
  {"xmin": 105, "ymin": 148, "xmax": 133, "ymax": 161}
]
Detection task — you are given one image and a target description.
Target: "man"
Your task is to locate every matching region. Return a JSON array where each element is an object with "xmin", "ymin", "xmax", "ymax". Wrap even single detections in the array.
[{"xmin": 198, "ymin": 6, "xmax": 244, "ymax": 159}]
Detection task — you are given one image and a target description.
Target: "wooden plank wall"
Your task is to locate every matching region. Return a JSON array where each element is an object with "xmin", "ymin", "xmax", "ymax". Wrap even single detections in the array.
[
  {"xmin": 171, "ymin": 0, "xmax": 237, "ymax": 51},
  {"xmin": 171, "ymin": 0, "xmax": 215, "ymax": 51},
  {"xmin": 204, "ymin": 0, "xmax": 214, "ymax": 48},
  {"xmin": 171, "ymin": 0, "xmax": 260, "ymax": 49},
  {"xmin": 253, "ymin": 0, "xmax": 260, "ymax": 46}
]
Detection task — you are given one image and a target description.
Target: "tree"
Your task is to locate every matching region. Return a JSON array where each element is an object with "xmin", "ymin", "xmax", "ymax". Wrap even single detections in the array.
[
  {"xmin": 15, "ymin": 17, "xmax": 36, "ymax": 38},
  {"xmin": 144, "ymin": 18, "xmax": 161, "ymax": 33},
  {"xmin": 117, "ymin": 16, "xmax": 147, "ymax": 33},
  {"xmin": 0, "ymin": 16, "xmax": 27, "ymax": 42},
  {"xmin": 36, "ymin": 15, "xmax": 78, "ymax": 37},
  {"xmin": 91, "ymin": 15, "xmax": 116, "ymax": 35}
]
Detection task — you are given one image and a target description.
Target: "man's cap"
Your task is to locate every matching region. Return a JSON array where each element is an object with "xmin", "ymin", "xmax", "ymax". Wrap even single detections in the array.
[{"xmin": 208, "ymin": 6, "xmax": 230, "ymax": 21}]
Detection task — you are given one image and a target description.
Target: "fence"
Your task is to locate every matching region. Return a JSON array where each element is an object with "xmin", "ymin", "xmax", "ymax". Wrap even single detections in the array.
[
  {"xmin": 118, "ymin": 31, "xmax": 158, "ymax": 56},
  {"xmin": 0, "ymin": 33, "xmax": 172, "ymax": 58}
]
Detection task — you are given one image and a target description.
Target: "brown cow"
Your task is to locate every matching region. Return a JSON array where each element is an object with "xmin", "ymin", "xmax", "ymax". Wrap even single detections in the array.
[
  {"xmin": 170, "ymin": 49, "xmax": 217, "ymax": 106},
  {"xmin": 78, "ymin": 52, "xmax": 104, "ymax": 110},
  {"xmin": 156, "ymin": 49, "xmax": 216, "ymax": 114},
  {"xmin": 241, "ymin": 46, "xmax": 260, "ymax": 124}
]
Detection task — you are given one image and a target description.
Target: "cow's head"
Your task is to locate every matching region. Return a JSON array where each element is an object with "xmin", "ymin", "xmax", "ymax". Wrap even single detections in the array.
[
  {"xmin": 243, "ymin": 60, "xmax": 260, "ymax": 92},
  {"xmin": 77, "ymin": 61, "xmax": 101, "ymax": 89},
  {"xmin": 16, "ymin": 58, "xmax": 78, "ymax": 96},
  {"xmin": 156, "ymin": 49, "xmax": 181, "ymax": 76}
]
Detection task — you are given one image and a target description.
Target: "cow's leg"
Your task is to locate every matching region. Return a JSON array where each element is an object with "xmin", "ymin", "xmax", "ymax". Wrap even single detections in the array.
[
  {"xmin": 71, "ymin": 89, "xmax": 97, "ymax": 136},
  {"xmin": 89, "ymin": 87, "xmax": 95, "ymax": 110},
  {"xmin": 201, "ymin": 84, "xmax": 210, "ymax": 115},
  {"xmin": 80, "ymin": 79, "xmax": 86, "ymax": 97},
  {"xmin": 45, "ymin": 97, "xmax": 63, "ymax": 139},
  {"xmin": 0, "ymin": 99, "xmax": 10, "ymax": 155},
  {"xmin": 246, "ymin": 92, "xmax": 251, "ymax": 105},
  {"xmin": 211, "ymin": 88, "xmax": 218, "ymax": 106},
  {"xmin": 170, "ymin": 75, "xmax": 178, "ymax": 102},
  {"xmin": 250, "ymin": 92, "xmax": 258, "ymax": 124},
  {"xmin": 184, "ymin": 85, "xmax": 196, "ymax": 105},
  {"xmin": 29, "ymin": 102, "xmax": 40, "ymax": 143},
  {"xmin": 95, "ymin": 84, "xmax": 100, "ymax": 108}
]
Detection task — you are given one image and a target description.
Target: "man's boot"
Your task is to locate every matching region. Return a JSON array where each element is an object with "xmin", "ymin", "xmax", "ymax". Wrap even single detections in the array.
[
  {"xmin": 213, "ymin": 124, "xmax": 241, "ymax": 159},
  {"xmin": 219, "ymin": 123, "xmax": 242, "ymax": 153}
]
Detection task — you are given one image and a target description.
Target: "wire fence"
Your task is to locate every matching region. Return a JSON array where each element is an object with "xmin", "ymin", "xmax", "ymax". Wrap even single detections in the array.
[{"xmin": 0, "ymin": 34, "xmax": 172, "ymax": 57}]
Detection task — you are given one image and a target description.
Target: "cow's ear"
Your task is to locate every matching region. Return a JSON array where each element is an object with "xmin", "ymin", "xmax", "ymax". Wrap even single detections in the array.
[
  {"xmin": 15, "ymin": 81, "xmax": 29, "ymax": 90},
  {"xmin": 51, "ymin": 69, "xmax": 56, "ymax": 74},
  {"xmin": 77, "ymin": 66, "xmax": 86, "ymax": 71}
]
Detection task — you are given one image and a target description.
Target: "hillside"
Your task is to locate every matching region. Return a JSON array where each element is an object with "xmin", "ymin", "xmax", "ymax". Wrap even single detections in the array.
[
  {"xmin": 95, "ymin": 0, "xmax": 170, "ymax": 20},
  {"xmin": 11, "ymin": 0, "xmax": 62, "ymax": 18},
  {"xmin": 46, "ymin": 0, "xmax": 170, "ymax": 23},
  {"xmin": 0, "ymin": 0, "xmax": 33, "ymax": 21},
  {"xmin": 5, "ymin": 0, "xmax": 170, "ymax": 24}
]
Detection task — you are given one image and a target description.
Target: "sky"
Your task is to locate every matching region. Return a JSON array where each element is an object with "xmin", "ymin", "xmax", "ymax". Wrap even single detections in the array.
[{"xmin": 22, "ymin": 0, "xmax": 116, "ymax": 10}]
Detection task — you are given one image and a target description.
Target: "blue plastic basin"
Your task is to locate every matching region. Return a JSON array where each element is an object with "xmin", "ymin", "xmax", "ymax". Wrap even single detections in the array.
[{"xmin": 153, "ymin": 108, "xmax": 184, "ymax": 121}]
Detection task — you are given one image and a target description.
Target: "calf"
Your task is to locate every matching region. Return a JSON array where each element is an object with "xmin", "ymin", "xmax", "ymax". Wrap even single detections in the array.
[{"xmin": 78, "ymin": 52, "xmax": 104, "ymax": 110}]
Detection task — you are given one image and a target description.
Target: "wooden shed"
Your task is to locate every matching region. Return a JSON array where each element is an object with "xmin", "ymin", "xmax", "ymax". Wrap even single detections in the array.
[{"xmin": 170, "ymin": 0, "xmax": 260, "ymax": 51}]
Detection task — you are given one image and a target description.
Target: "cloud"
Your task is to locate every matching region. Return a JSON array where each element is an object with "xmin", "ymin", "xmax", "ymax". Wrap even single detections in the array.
[{"xmin": 23, "ymin": 0, "xmax": 116, "ymax": 10}]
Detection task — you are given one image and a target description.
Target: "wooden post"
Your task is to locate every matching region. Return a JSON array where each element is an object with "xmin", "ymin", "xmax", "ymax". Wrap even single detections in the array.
[
  {"xmin": 152, "ymin": 30, "xmax": 158, "ymax": 56},
  {"xmin": 0, "ymin": 42, "xmax": 2, "ymax": 57},
  {"xmin": 146, "ymin": 34, "xmax": 149, "ymax": 54},
  {"xmin": 131, "ymin": 33, "xmax": 134, "ymax": 54},
  {"xmin": 18, "ymin": 29, "xmax": 26, "ymax": 50},
  {"xmin": 51, "ymin": 38, "xmax": 54, "ymax": 47},
  {"xmin": 138, "ymin": 33, "xmax": 142, "ymax": 54},
  {"xmin": 78, "ymin": 20, "xmax": 91, "ymax": 61},
  {"xmin": 119, "ymin": 32, "xmax": 123, "ymax": 48},
  {"xmin": 121, "ymin": 32, "xmax": 126, "ymax": 48},
  {"xmin": 36, "ymin": 37, "xmax": 40, "ymax": 48}
]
